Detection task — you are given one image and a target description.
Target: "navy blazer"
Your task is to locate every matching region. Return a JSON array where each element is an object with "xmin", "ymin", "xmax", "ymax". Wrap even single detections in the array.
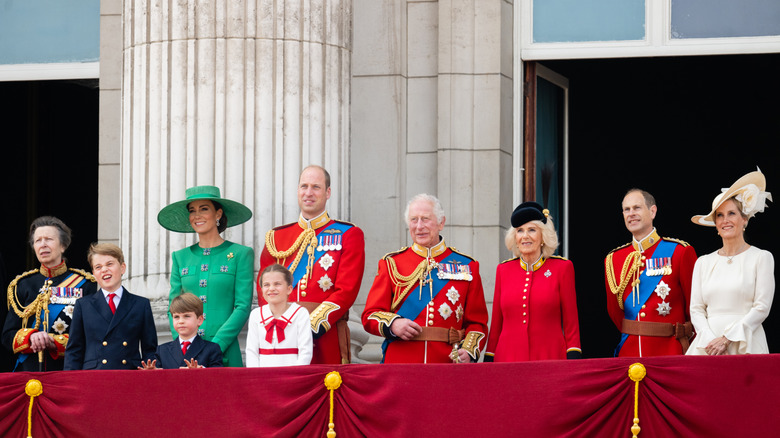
[
  {"xmin": 64, "ymin": 288, "xmax": 157, "ymax": 370},
  {"xmin": 153, "ymin": 335, "xmax": 223, "ymax": 369}
]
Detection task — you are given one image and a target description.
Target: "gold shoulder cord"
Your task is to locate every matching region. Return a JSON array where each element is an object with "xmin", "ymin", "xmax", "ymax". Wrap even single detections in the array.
[
  {"xmin": 386, "ymin": 257, "xmax": 434, "ymax": 311},
  {"xmin": 265, "ymin": 228, "xmax": 318, "ymax": 290},
  {"xmin": 7, "ymin": 273, "xmax": 51, "ymax": 331},
  {"xmin": 605, "ymin": 251, "xmax": 642, "ymax": 310}
]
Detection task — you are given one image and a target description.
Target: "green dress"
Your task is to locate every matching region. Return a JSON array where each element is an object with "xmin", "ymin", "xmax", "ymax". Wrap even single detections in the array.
[{"xmin": 168, "ymin": 241, "xmax": 254, "ymax": 367}]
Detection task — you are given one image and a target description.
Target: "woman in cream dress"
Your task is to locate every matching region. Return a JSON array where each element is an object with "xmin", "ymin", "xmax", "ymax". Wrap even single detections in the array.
[{"xmin": 687, "ymin": 169, "xmax": 774, "ymax": 355}]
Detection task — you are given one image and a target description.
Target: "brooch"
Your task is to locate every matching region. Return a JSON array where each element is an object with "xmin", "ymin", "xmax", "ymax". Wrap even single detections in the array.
[
  {"xmin": 438, "ymin": 303, "xmax": 453, "ymax": 320},
  {"xmin": 318, "ymin": 274, "xmax": 333, "ymax": 291}
]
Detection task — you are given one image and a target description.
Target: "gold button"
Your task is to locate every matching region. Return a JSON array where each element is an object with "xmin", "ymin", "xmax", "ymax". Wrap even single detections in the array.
[
  {"xmin": 59, "ymin": 336, "xmax": 64, "ymax": 341},
  {"xmin": 123, "ymin": 342, "xmax": 128, "ymax": 346},
  {"xmin": 523, "ymin": 312, "xmax": 527, "ymax": 316},
  {"xmin": 102, "ymin": 341, "xmax": 107, "ymax": 346},
  {"xmin": 523, "ymin": 304, "xmax": 526, "ymax": 308},
  {"xmin": 301, "ymin": 292, "xmax": 307, "ymax": 297},
  {"xmin": 641, "ymin": 305, "xmax": 646, "ymax": 309},
  {"xmin": 102, "ymin": 359, "xmax": 107, "ymax": 364},
  {"xmin": 523, "ymin": 320, "xmax": 527, "ymax": 324},
  {"xmin": 122, "ymin": 360, "xmax": 127, "ymax": 364},
  {"xmin": 429, "ymin": 301, "xmax": 434, "ymax": 306},
  {"xmin": 640, "ymin": 312, "xmax": 646, "ymax": 318},
  {"xmin": 428, "ymin": 321, "xmax": 433, "ymax": 326},
  {"xmin": 524, "ymin": 289, "xmax": 527, "ymax": 292},
  {"xmin": 523, "ymin": 296, "xmax": 527, "ymax": 300}
]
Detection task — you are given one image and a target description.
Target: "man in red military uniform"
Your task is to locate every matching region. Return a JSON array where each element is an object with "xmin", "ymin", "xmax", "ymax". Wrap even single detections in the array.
[
  {"xmin": 257, "ymin": 165, "xmax": 365, "ymax": 364},
  {"xmin": 604, "ymin": 189, "xmax": 697, "ymax": 357},
  {"xmin": 362, "ymin": 194, "xmax": 489, "ymax": 363}
]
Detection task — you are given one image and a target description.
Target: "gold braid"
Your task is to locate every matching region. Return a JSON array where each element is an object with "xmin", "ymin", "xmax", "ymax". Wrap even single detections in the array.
[
  {"xmin": 265, "ymin": 228, "xmax": 318, "ymax": 289},
  {"xmin": 605, "ymin": 250, "xmax": 642, "ymax": 310},
  {"xmin": 386, "ymin": 257, "xmax": 433, "ymax": 312},
  {"xmin": 7, "ymin": 274, "xmax": 51, "ymax": 331}
]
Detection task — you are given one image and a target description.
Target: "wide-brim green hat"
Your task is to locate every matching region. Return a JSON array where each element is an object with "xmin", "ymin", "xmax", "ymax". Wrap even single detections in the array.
[{"xmin": 157, "ymin": 185, "xmax": 253, "ymax": 233}]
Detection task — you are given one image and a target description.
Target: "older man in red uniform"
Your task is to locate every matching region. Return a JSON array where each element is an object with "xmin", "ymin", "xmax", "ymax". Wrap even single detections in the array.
[
  {"xmin": 257, "ymin": 165, "xmax": 365, "ymax": 364},
  {"xmin": 362, "ymin": 194, "xmax": 489, "ymax": 363},
  {"xmin": 604, "ymin": 189, "xmax": 697, "ymax": 357}
]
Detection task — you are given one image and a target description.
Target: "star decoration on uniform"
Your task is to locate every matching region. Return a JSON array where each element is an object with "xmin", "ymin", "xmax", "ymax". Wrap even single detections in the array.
[
  {"xmin": 446, "ymin": 287, "xmax": 460, "ymax": 305},
  {"xmin": 52, "ymin": 318, "xmax": 69, "ymax": 334},
  {"xmin": 544, "ymin": 269, "xmax": 552, "ymax": 278},
  {"xmin": 456, "ymin": 305, "xmax": 464, "ymax": 322},
  {"xmin": 438, "ymin": 303, "xmax": 453, "ymax": 320},
  {"xmin": 319, "ymin": 253, "xmax": 335, "ymax": 271},
  {"xmin": 654, "ymin": 281, "xmax": 670, "ymax": 300},
  {"xmin": 318, "ymin": 274, "xmax": 333, "ymax": 291},
  {"xmin": 656, "ymin": 301, "xmax": 671, "ymax": 316},
  {"xmin": 63, "ymin": 305, "xmax": 75, "ymax": 319}
]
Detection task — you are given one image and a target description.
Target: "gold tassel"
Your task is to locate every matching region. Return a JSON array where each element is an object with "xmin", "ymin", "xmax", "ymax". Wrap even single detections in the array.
[
  {"xmin": 628, "ymin": 363, "xmax": 647, "ymax": 438},
  {"xmin": 324, "ymin": 371, "xmax": 342, "ymax": 438},
  {"xmin": 25, "ymin": 379, "xmax": 43, "ymax": 438}
]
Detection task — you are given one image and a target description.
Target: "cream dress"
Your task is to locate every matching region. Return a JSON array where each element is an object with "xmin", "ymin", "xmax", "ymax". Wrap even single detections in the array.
[{"xmin": 687, "ymin": 246, "xmax": 775, "ymax": 355}]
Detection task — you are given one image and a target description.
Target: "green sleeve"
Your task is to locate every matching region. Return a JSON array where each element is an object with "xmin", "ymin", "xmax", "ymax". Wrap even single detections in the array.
[{"xmin": 210, "ymin": 245, "xmax": 255, "ymax": 351}]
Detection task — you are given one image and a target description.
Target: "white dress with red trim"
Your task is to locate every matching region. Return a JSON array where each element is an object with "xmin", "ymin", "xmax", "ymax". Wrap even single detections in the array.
[{"xmin": 245, "ymin": 303, "xmax": 313, "ymax": 367}]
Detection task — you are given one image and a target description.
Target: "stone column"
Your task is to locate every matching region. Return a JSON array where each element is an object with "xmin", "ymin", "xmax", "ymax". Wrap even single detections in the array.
[
  {"xmin": 437, "ymin": 0, "xmax": 514, "ymax": 294},
  {"xmin": 120, "ymin": 0, "xmax": 352, "ymax": 340},
  {"xmin": 350, "ymin": 0, "xmax": 513, "ymax": 363}
]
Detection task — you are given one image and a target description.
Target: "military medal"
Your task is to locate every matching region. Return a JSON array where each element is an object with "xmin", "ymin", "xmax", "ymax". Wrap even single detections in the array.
[
  {"xmin": 645, "ymin": 257, "xmax": 672, "ymax": 276},
  {"xmin": 335, "ymin": 235, "xmax": 342, "ymax": 251},
  {"xmin": 48, "ymin": 287, "xmax": 83, "ymax": 305},
  {"xmin": 316, "ymin": 235, "xmax": 324, "ymax": 252}
]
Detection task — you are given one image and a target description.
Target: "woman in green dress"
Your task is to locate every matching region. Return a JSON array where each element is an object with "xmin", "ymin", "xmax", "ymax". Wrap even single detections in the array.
[{"xmin": 158, "ymin": 186, "xmax": 254, "ymax": 367}]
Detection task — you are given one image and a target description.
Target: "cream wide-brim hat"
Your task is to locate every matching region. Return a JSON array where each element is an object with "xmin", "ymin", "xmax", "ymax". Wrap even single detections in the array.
[{"xmin": 691, "ymin": 168, "xmax": 772, "ymax": 227}]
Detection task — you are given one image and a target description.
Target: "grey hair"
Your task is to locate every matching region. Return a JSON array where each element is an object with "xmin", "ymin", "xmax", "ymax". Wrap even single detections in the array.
[
  {"xmin": 404, "ymin": 194, "xmax": 445, "ymax": 225},
  {"xmin": 505, "ymin": 217, "xmax": 560, "ymax": 259}
]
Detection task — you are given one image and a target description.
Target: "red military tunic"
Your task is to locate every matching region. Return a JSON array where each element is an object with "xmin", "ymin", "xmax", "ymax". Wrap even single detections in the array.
[
  {"xmin": 362, "ymin": 240, "xmax": 489, "ymax": 363},
  {"xmin": 257, "ymin": 211, "xmax": 365, "ymax": 364},
  {"xmin": 485, "ymin": 256, "xmax": 581, "ymax": 362},
  {"xmin": 604, "ymin": 229, "xmax": 697, "ymax": 357}
]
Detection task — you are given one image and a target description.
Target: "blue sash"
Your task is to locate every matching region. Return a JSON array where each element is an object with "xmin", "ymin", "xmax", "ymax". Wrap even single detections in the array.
[
  {"xmin": 615, "ymin": 240, "xmax": 677, "ymax": 356},
  {"xmin": 381, "ymin": 251, "xmax": 472, "ymax": 363},
  {"xmin": 289, "ymin": 222, "xmax": 352, "ymax": 287}
]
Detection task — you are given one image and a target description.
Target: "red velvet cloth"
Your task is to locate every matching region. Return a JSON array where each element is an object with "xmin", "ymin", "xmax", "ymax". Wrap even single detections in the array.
[{"xmin": 1, "ymin": 355, "xmax": 779, "ymax": 437}]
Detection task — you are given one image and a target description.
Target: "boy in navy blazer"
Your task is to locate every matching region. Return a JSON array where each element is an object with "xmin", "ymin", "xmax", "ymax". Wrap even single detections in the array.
[
  {"xmin": 140, "ymin": 292, "xmax": 223, "ymax": 369},
  {"xmin": 64, "ymin": 243, "xmax": 157, "ymax": 370}
]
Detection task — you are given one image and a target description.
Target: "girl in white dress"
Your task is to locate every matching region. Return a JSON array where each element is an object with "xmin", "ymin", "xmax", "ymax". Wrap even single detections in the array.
[
  {"xmin": 688, "ymin": 169, "xmax": 774, "ymax": 355},
  {"xmin": 246, "ymin": 264, "xmax": 313, "ymax": 367}
]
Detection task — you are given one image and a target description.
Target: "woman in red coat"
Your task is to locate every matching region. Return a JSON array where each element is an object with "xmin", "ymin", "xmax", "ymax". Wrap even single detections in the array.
[{"xmin": 485, "ymin": 202, "xmax": 582, "ymax": 362}]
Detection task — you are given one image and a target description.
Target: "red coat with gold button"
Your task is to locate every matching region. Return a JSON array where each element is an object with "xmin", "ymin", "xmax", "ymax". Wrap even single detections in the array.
[
  {"xmin": 485, "ymin": 256, "xmax": 581, "ymax": 362},
  {"xmin": 362, "ymin": 241, "xmax": 489, "ymax": 363},
  {"xmin": 257, "ymin": 212, "xmax": 365, "ymax": 364},
  {"xmin": 604, "ymin": 231, "xmax": 697, "ymax": 357}
]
